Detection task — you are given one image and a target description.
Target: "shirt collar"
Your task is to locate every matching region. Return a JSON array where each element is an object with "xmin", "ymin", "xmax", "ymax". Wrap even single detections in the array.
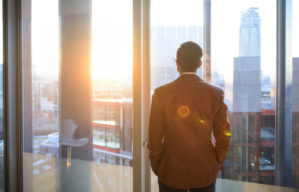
[{"xmin": 180, "ymin": 72, "xmax": 198, "ymax": 76}]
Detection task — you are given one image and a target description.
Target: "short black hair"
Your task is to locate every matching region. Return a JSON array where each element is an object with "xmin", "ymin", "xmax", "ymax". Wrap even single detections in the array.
[{"xmin": 176, "ymin": 41, "xmax": 203, "ymax": 72}]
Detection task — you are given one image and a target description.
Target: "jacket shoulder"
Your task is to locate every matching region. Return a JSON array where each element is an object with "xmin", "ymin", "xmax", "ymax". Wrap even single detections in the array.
[
  {"xmin": 154, "ymin": 80, "xmax": 223, "ymax": 94},
  {"xmin": 153, "ymin": 81, "xmax": 178, "ymax": 96},
  {"xmin": 201, "ymin": 82, "xmax": 224, "ymax": 102},
  {"xmin": 202, "ymin": 82, "xmax": 223, "ymax": 93}
]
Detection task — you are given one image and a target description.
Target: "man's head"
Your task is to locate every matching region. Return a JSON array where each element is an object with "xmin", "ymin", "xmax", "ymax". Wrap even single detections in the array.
[{"xmin": 176, "ymin": 41, "xmax": 203, "ymax": 73}]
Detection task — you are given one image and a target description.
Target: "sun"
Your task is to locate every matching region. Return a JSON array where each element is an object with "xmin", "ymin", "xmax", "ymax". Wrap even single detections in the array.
[{"xmin": 91, "ymin": 0, "xmax": 133, "ymax": 81}]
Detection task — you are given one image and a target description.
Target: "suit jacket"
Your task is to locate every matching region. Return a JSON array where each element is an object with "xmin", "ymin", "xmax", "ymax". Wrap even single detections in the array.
[{"xmin": 148, "ymin": 74, "xmax": 231, "ymax": 189}]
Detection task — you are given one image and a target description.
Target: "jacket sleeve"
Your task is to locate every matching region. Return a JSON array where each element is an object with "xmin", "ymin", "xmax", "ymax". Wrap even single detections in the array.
[
  {"xmin": 147, "ymin": 90, "xmax": 165, "ymax": 175},
  {"xmin": 213, "ymin": 90, "xmax": 231, "ymax": 167}
]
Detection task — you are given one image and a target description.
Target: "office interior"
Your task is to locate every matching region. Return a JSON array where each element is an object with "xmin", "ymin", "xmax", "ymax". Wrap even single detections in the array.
[{"xmin": 1, "ymin": 0, "xmax": 299, "ymax": 191}]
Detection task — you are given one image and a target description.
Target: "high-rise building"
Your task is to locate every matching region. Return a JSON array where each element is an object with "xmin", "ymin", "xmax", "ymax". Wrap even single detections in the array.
[
  {"xmin": 239, "ymin": 8, "xmax": 260, "ymax": 57},
  {"xmin": 233, "ymin": 8, "xmax": 261, "ymax": 113},
  {"xmin": 224, "ymin": 8, "xmax": 275, "ymax": 184},
  {"xmin": 233, "ymin": 57, "xmax": 261, "ymax": 113}
]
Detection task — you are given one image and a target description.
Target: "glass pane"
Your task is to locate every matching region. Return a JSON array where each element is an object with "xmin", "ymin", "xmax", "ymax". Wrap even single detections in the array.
[
  {"xmin": 0, "ymin": 0, "xmax": 4, "ymax": 191},
  {"xmin": 292, "ymin": 0, "xmax": 299, "ymax": 188},
  {"xmin": 22, "ymin": 0, "xmax": 133, "ymax": 191},
  {"xmin": 150, "ymin": 0, "xmax": 203, "ymax": 191},
  {"xmin": 212, "ymin": 0, "xmax": 276, "ymax": 184},
  {"xmin": 150, "ymin": 0, "xmax": 204, "ymax": 93}
]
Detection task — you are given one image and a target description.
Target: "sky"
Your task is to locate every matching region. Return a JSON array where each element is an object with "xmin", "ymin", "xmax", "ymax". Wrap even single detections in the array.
[
  {"xmin": 211, "ymin": 0, "xmax": 276, "ymax": 83},
  {"xmin": 151, "ymin": 0, "xmax": 276, "ymax": 84},
  {"xmin": 92, "ymin": 0, "xmax": 132, "ymax": 80},
  {"xmin": 31, "ymin": 0, "xmax": 59, "ymax": 77},
  {"xmin": 29, "ymin": 0, "xmax": 296, "ymax": 85},
  {"xmin": 151, "ymin": 0, "xmax": 203, "ymax": 26}
]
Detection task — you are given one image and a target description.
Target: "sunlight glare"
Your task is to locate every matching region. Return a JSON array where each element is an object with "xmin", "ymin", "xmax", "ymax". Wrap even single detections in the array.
[{"xmin": 92, "ymin": 0, "xmax": 133, "ymax": 81}]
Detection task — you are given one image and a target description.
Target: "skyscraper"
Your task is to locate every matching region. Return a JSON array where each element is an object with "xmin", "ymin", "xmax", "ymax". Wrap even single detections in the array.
[
  {"xmin": 233, "ymin": 8, "xmax": 261, "ymax": 113},
  {"xmin": 225, "ymin": 8, "xmax": 275, "ymax": 184},
  {"xmin": 239, "ymin": 8, "xmax": 261, "ymax": 57}
]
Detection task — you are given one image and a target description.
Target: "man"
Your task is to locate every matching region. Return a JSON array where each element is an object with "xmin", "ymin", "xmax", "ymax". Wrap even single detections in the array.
[{"xmin": 148, "ymin": 41, "xmax": 231, "ymax": 192}]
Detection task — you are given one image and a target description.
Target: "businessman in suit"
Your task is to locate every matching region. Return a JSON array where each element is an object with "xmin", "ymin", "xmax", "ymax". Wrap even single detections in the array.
[{"xmin": 148, "ymin": 41, "xmax": 231, "ymax": 192}]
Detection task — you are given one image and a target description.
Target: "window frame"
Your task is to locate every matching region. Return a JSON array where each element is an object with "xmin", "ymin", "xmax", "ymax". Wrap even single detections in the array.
[
  {"xmin": 275, "ymin": 0, "xmax": 293, "ymax": 186},
  {"xmin": 3, "ymin": 0, "xmax": 23, "ymax": 191}
]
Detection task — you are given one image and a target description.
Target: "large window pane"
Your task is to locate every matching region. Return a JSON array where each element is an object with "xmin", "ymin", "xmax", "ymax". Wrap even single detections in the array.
[
  {"xmin": 22, "ymin": 0, "xmax": 133, "ymax": 191},
  {"xmin": 150, "ymin": 0, "xmax": 204, "ymax": 93},
  {"xmin": 212, "ymin": 0, "xmax": 276, "ymax": 184},
  {"xmin": 22, "ymin": 0, "xmax": 60, "ymax": 191},
  {"xmin": 91, "ymin": 1, "xmax": 133, "ymax": 191},
  {"xmin": 150, "ymin": 0, "xmax": 203, "ymax": 191}
]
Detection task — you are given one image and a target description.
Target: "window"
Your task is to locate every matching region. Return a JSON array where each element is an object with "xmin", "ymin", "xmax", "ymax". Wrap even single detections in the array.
[
  {"xmin": 151, "ymin": 0, "xmax": 204, "ymax": 93},
  {"xmin": 211, "ymin": 1, "xmax": 276, "ymax": 184},
  {"xmin": 22, "ymin": 0, "xmax": 133, "ymax": 191},
  {"xmin": 9, "ymin": 0, "xmax": 296, "ymax": 191},
  {"xmin": 150, "ymin": 0, "xmax": 204, "ymax": 190}
]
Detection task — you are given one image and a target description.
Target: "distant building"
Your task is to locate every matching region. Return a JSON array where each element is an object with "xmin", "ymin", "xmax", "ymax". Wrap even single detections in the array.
[
  {"xmin": 223, "ymin": 8, "xmax": 275, "ymax": 184},
  {"xmin": 293, "ymin": 58, "xmax": 299, "ymax": 113},
  {"xmin": 92, "ymin": 98, "xmax": 133, "ymax": 166},
  {"xmin": 239, "ymin": 8, "xmax": 260, "ymax": 57},
  {"xmin": 293, "ymin": 57, "xmax": 299, "ymax": 188},
  {"xmin": 233, "ymin": 57, "xmax": 261, "ymax": 113},
  {"xmin": 261, "ymin": 76, "xmax": 273, "ymax": 110}
]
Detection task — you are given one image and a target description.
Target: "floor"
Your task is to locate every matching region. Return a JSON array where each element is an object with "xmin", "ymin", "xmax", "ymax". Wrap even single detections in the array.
[{"xmin": 23, "ymin": 153, "xmax": 298, "ymax": 192}]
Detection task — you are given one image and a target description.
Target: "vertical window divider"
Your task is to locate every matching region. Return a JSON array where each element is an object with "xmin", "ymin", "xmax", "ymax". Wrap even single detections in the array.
[
  {"xmin": 275, "ymin": 0, "xmax": 292, "ymax": 187},
  {"xmin": 3, "ymin": 0, "xmax": 23, "ymax": 191},
  {"xmin": 141, "ymin": 0, "xmax": 151, "ymax": 191},
  {"xmin": 133, "ymin": 0, "xmax": 142, "ymax": 191},
  {"xmin": 133, "ymin": 0, "xmax": 151, "ymax": 191},
  {"xmin": 203, "ymin": 0, "xmax": 211, "ymax": 83}
]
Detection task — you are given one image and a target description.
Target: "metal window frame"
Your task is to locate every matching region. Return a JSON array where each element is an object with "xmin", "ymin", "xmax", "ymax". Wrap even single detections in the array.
[
  {"xmin": 275, "ymin": 0, "xmax": 292, "ymax": 187},
  {"xmin": 140, "ymin": 0, "xmax": 151, "ymax": 191},
  {"xmin": 203, "ymin": 0, "xmax": 211, "ymax": 83},
  {"xmin": 3, "ymin": 0, "xmax": 23, "ymax": 191},
  {"xmin": 133, "ymin": 0, "xmax": 151, "ymax": 191},
  {"xmin": 133, "ymin": 0, "xmax": 142, "ymax": 191}
]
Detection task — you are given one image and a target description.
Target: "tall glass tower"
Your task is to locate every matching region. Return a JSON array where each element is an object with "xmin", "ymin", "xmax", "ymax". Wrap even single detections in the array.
[{"xmin": 239, "ymin": 8, "xmax": 260, "ymax": 57}]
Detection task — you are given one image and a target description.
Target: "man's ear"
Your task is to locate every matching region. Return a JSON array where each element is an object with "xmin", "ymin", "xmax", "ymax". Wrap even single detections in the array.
[
  {"xmin": 176, "ymin": 59, "xmax": 180, "ymax": 73},
  {"xmin": 198, "ymin": 61, "xmax": 202, "ymax": 69}
]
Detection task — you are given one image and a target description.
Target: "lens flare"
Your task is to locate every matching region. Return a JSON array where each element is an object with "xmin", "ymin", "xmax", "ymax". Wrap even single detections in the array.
[
  {"xmin": 177, "ymin": 105, "xmax": 190, "ymax": 118},
  {"xmin": 224, "ymin": 131, "xmax": 231, "ymax": 136},
  {"xmin": 197, "ymin": 118, "xmax": 205, "ymax": 124}
]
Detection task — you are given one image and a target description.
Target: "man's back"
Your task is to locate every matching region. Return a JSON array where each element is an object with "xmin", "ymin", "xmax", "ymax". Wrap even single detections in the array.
[{"xmin": 148, "ymin": 74, "xmax": 230, "ymax": 189}]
